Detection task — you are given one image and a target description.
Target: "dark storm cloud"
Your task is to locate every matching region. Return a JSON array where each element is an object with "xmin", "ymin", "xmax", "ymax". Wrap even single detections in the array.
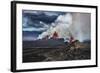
[
  {"xmin": 22, "ymin": 10, "xmax": 65, "ymax": 40},
  {"xmin": 23, "ymin": 12, "xmax": 57, "ymax": 24}
]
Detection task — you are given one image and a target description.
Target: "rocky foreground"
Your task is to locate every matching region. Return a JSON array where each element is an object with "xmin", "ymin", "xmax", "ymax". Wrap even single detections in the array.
[{"xmin": 23, "ymin": 40, "xmax": 91, "ymax": 63}]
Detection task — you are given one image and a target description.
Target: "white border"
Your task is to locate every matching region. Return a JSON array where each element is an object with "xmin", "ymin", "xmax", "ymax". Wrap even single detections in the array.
[{"xmin": 16, "ymin": 4, "xmax": 96, "ymax": 70}]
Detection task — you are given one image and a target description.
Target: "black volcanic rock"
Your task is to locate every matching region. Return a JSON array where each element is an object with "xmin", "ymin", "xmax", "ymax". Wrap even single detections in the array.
[
  {"xmin": 23, "ymin": 38, "xmax": 68, "ymax": 49},
  {"xmin": 23, "ymin": 40, "xmax": 91, "ymax": 62}
]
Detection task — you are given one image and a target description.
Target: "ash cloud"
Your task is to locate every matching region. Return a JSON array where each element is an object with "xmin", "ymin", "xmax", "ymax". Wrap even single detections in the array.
[{"xmin": 22, "ymin": 10, "xmax": 91, "ymax": 42}]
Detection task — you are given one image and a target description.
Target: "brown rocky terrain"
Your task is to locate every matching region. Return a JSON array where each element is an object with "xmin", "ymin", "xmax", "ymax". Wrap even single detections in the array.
[{"xmin": 23, "ymin": 40, "xmax": 91, "ymax": 62}]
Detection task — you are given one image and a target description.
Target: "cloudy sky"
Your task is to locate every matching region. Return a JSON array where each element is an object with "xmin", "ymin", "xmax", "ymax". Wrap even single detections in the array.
[
  {"xmin": 22, "ymin": 10, "xmax": 66, "ymax": 40},
  {"xmin": 22, "ymin": 10, "xmax": 91, "ymax": 42}
]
